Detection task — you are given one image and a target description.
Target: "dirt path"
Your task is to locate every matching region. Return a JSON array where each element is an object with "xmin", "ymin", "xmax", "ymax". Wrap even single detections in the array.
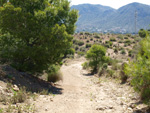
[{"xmin": 34, "ymin": 58, "xmax": 141, "ymax": 113}]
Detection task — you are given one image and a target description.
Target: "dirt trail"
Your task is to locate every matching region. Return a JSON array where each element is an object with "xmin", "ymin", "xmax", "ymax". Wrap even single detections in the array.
[{"xmin": 34, "ymin": 58, "xmax": 140, "ymax": 113}]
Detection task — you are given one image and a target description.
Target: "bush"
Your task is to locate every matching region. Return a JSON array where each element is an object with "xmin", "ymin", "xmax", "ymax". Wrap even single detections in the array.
[
  {"xmin": 77, "ymin": 51, "xmax": 85, "ymax": 56},
  {"xmin": 110, "ymin": 37, "xmax": 116, "ymax": 42},
  {"xmin": 120, "ymin": 63, "xmax": 128, "ymax": 84},
  {"xmin": 114, "ymin": 48, "xmax": 118, "ymax": 53},
  {"xmin": 86, "ymin": 44, "xmax": 91, "ymax": 48},
  {"xmin": 94, "ymin": 35, "xmax": 100, "ymax": 38},
  {"xmin": 82, "ymin": 62, "xmax": 89, "ymax": 69},
  {"xmin": 47, "ymin": 65, "xmax": 62, "ymax": 83},
  {"xmin": 80, "ymin": 47, "xmax": 86, "ymax": 52},
  {"xmin": 138, "ymin": 29, "xmax": 146, "ymax": 38},
  {"xmin": 117, "ymin": 35, "xmax": 124, "ymax": 39},
  {"xmin": 119, "ymin": 40, "xmax": 123, "ymax": 43},
  {"xmin": 85, "ymin": 32, "xmax": 91, "ymax": 35},
  {"xmin": 80, "ymin": 32, "xmax": 84, "ymax": 35},
  {"xmin": 124, "ymin": 39, "xmax": 131, "ymax": 44},
  {"xmin": 90, "ymin": 38, "xmax": 93, "ymax": 41},
  {"xmin": 128, "ymin": 50, "xmax": 132, "ymax": 57},
  {"xmin": 102, "ymin": 63, "xmax": 108, "ymax": 69},
  {"xmin": 85, "ymin": 44, "xmax": 108, "ymax": 73},
  {"xmin": 75, "ymin": 46, "xmax": 79, "ymax": 50},
  {"xmin": 107, "ymin": 69, "xmax": 115, "ymax": 77},
  {"xmin": 124, "ymin": 36, "xmax": 128, "ymax": 39},
  {"xmin": 121, "ymin": 49, "xmax": 126, "ymax": 54},
  {"xmin": 78, "ymin": 41, "xmax": 84, "ymax": 46},
  {"xmin": 124, "ymin": 34, "xmax": 150, "ymax": 103},
  {"xmin": 11, "ymin": 88, "xmax": 27, "ymax": 104}
]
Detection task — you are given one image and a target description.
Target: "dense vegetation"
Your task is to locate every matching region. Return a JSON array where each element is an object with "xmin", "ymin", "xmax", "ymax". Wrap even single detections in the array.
[
  {"xmin": 125, "ymin": 31, "xmax": 150, "ymax": 103},
  {"xmin": 0, "ymin": 0, "xmax": 78, "ymax": 75}
]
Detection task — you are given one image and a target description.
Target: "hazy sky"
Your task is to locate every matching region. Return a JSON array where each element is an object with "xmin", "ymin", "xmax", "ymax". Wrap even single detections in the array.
[{"xmin": 69, "ymin": 0, "xmax": 150, "ymax": 9}]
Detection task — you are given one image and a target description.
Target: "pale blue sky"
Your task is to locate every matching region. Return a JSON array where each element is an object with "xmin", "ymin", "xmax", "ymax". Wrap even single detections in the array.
[{"xmin": 69, "ymin": 0, "xmax": 150, "ymax": 9}]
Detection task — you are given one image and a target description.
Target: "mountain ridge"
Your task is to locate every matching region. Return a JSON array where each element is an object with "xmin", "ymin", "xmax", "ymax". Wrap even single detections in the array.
[{"xmin": 71, "ymin": 2, "xmax": 150, "ymax": 33}]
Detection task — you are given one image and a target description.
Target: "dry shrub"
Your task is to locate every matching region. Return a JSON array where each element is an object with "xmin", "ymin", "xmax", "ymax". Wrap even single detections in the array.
[
  {"xmin": 47, "ymin": 65, "xmax": 63, "ymax": 83},
  {"xmin": 47, "ymin": 71, "xmax": 63, "ymax": 83}
]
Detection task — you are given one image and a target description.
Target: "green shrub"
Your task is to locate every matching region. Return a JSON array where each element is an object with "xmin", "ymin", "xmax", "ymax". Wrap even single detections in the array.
[
  {"xmin": 86, "ymin": 40, "xmax": 89, "ymax": 43},
  {"xmin": 86, "ymin": 44, "xmax": 91, "ymax": 48},
  {"xmin": 85, "ymin": 44, "xmax": 108, "ymax": 73},
  {"xmin": 47, "ymin": 65, "xmax": 62, "ymax": 83},
  {"xmin": 124, "ymin": 34, "xmax": 150, "ymax": 103},
  {"xmin": 77, "ymin": 51, "xmax": 85, "ymax": 56},
  {"xmin": 11, "ymin": 88, "xmax": 27, "ymax": 104},
  {"xmin": 114, "ymin": 48, "xmax": 118, "ymax": 53},
  {"xmin": 124, "ymin": 39, "xmax": 131, "ymax": 44},
  {"xmin": 107, "ymin": 69, "xmax": 115, "ymax": 77},
  {"xmin": 117, "ymin": 35, "xmax": 123, "ymax": 39},
  {"xmin": 99, "ymin": 40, "xmax": 102, "ymax": 43},
  {"xmin": 90, "ymin": 38, "xmax": 93, "ymax": 41},
  {"xmin": 108, "ymin": 59, "xmax": 118, "ymax": 66},
  {"xmin": 78, "ymin": 41, "xmax": 84, "ymax": 46},
  {"xmin": 94, "ymin": 35, "xmax": 100, "ymax": 38},
  {"xmin": 102, "ymin": 63, "xmax": 108, "ymax": 69},
  {"xmin": 128, "ymin": 50, "xmax": 132, "ymax": 57},
  {"xmin": 110, "ymin": 37, "xmax": 116, "ymax": 42},
  {"xmin": 73, "ymin": 40, "xmax": 84, "ymax": 46},
  {"xmin": 80, "ymin": 32, "xmax": 84, "ymax": 35},
  {"xmin": 138, "ymin": 29, "xmax": 146, "ymax": 38},
  {"xmin": 120, "ymin": 63, "xmax": 128, "ymax": 84},
  {"xmin": 126, "ymin": 34, "xmax": 131, "ymax": 37},
  {"xmin": 121, "ymin": 49, "xmax": 126, "ymax": 54},
  {"xmin": 80, "ymin": 47, "xmax": 86, "ymax": 52},
  {"xmin": 124, "ymin": 36, "xmax": 128, "ymax": 39},
  {"xmin": 75, "ymin": 46, "xmax": 79, "ymax": 50},
  {"xmin": 119, "ymin": 40, "xmax": 123, "ymax": 43},
  {"xmin": 85, "ymin": 32, "xmax": 91, "ymax": 35},
  {"xmin": 82, "ymin": 62, "xmax": 89, "ymax": 69}
]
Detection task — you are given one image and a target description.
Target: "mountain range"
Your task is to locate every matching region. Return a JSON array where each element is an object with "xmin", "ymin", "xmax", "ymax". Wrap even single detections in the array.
[{"xmin": 71, "ymin": 2, "xmax": 150, "ymax": 33}]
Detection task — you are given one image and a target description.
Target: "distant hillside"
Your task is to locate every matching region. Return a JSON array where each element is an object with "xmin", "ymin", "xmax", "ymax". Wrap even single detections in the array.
[{"xmin": 71, "ymin": 2, "xmax": 150, "ymax": 33}]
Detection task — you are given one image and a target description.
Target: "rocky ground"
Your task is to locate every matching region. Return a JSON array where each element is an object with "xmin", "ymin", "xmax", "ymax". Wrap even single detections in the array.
[{"xmin": 33, "ymin": 58, "xmax": 148, "ymax": 113}]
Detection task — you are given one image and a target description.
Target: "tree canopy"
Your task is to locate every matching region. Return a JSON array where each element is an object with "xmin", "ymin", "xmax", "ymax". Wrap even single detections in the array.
[{"xmin": 0, "ymin": 0, "xmax": 78, "ymax": 75}]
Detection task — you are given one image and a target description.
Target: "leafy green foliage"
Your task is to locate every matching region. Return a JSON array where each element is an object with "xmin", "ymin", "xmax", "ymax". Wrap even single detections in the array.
[
  {"xmin": 0, "ymin": 0, "xmax": 78, "ymax": 75},
  {"xmin": 82, "ymin": 62, "xmax": 89, "ymax": 69},
  {"xmin": 73, "ymin": 40, "xmax": 84, "ymax": 46},
  {"xmin": 85, "ymin": 44, "xmax": 108, "ymax": 73},
  {"xmin": 124, "ymin": 33, "xmax": 150, "ymax": 103},
  {"xmin": 138, "ymin": 29, "xmax": 146, "ymax": 38},
  {"xmin": 110, "ymin": 37, "xmax": 116, "ymax": 42},
  {"xmin": 64, "ymin": 48, "xmax": 75, "ymax": 58},
  {"xmin": 85, "ymin": 44, "xmax": 91, "ymax": 48}
]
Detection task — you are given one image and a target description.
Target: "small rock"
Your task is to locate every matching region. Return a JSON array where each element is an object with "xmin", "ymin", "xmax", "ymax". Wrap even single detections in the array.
[
  {"xmin": 120, "ymin": 102, "xmax": 124, "ymax": 105},
  {"xmin": 96, "ymin": 107, "xmax": 105, "ymax": 111},
  {"xmin": 128, "ymin": 107, "xmax": 133, "ymax": 111},
  {"xmin": 13, "ymin": 85, "xmax": 19, "ymax": 91},
  {"xmin": 129, "ymin": 104, "xmax": 136, "ymax": 109},
  {"xmin": 108, "ymin": 106, "xmax": 113, "ymax": 109}
]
